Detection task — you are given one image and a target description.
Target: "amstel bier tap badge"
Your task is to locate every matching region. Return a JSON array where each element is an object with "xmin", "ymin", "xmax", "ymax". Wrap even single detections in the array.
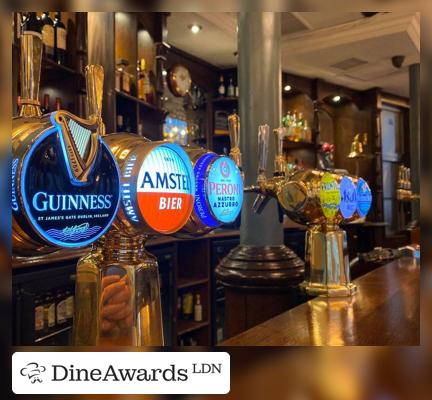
[
  {"xmin": 12, "ymin": 111, "xmax": 121, "ymax": 249},
  {"xmin": 136, "ymin": 143, "xmax": 195, "ymax": 234},
  {"xmin": 194, "ymin": 154, "xmax": 243, "ymax": 227}
]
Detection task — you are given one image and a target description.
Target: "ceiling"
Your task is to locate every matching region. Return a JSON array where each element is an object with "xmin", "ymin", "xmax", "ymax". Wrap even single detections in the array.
[{"xmin": 166, "ymin": 12, "xmax": 420, "ymax": 97}]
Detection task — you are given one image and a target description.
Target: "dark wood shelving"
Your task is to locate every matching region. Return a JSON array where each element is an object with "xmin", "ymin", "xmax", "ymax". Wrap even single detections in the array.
[
  {"xmin": 213, "ymin": 133, "xmax": 230, "ymax": 138},
  {"xmin": 42, "ymin": 57, "xmax": 77, "ymax": 76},
  {"xmin": 212, "ymin": 96, "xmax": 238, "ymax": 104},
  {"xmin": 177, "ymin": 320, "xmax": 209, "ymax": 336},
  {"xmin": 283, "ymin": 139, "xmax": 316, "ymax": 150},
  {"xmin": 115, "ymin": 90, "xmax": 159, "ymax": 111},
  {"xmin": 177, "ymin": 277, "xmax": 208, "ymax": 290}
]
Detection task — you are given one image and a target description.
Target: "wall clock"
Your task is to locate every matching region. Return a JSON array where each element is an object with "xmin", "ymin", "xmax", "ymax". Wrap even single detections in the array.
[{"xmin": 168, "ymin": 64, "xmax": 192, "ymax": 97}]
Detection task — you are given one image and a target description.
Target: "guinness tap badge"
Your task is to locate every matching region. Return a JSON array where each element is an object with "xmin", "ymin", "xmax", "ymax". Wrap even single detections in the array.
[{"xmin": 12, "ymin": 27, "xmax": 120, "ymax": 253}]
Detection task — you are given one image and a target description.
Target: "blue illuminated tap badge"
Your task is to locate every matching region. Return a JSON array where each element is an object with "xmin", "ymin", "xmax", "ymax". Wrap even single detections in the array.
[
  {"xmin": 339, "ymin": 176, "xmax": 357, "ymax": 219},
  {"xmin": 356, "ymin": 178, "xmax": 372, "ymax": 217},
  {"xmin": 17, "ymin": 129, "xmax": 121, "ymax": 248},
  {"xmin": 194, "ymin": 154, "xmax": 243, "ymax": 227}
]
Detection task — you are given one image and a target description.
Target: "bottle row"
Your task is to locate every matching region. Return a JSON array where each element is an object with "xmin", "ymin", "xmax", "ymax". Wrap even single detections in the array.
[
  {"xmin": 116, "ymin": 58, "xmax": 155, "ymax": 104},
  {"xmin": 282, "ymin": 110, "xmax": 312, "ymax": 143},
  {"xmin": 34, "ymin": 287, "xmax": 74, "ymax": 340},
  {"xmin": 177, "ymin": 292, "xmax": 203, "ymax": 322},
  {"xmin": 19, "ymin": 12, "xmax": 67, "ymax": 66},
  {"xmin": 218, "ymin": 74, "xmax": 239, "ymax": 98}
]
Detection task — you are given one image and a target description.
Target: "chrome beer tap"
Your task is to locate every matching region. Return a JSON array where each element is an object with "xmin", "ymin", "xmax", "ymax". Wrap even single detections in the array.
[{"xmin": 246, "ymin": 125, "xmax": 372, "ymax": 297}]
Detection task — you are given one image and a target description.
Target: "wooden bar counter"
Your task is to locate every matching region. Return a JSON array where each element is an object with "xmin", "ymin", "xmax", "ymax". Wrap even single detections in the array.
[{"xmin": 222, "ymin": 257, "xmax": 419, "ymax": 346}]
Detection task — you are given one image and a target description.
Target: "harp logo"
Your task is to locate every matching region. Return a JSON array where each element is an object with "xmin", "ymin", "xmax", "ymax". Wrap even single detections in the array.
[{"xmin": 136, "ymin": 143, "xmax": 195, "ymax": 234}]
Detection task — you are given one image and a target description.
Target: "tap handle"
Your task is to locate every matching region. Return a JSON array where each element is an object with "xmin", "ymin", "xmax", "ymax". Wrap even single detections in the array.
[
  {"xmin": 86, "ymin": 65, "xmax": 105, "ymax": 135},
  {"xmin": 258, "ymin": 124, "xmax": 270, "ymax": 179},
  {"xmin": 19, "ymin": 14, "xmax": 43, "ymax": 117},
  {"xmin": 253, "ymin": 194, "xmax": 271, "ymax": 215},
  {"xmin": 228, "ymin": 113, "xmax": 242, "ymax": 170},
  {"xmin": 273, "ymin": 127, "xmax": 285, "ymax": 175}
]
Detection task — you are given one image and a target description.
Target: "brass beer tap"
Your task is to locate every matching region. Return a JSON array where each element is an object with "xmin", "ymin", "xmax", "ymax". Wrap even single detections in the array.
[{"xmin": 245, "ymin": 125, "xmax": 372, "ymax": 297}]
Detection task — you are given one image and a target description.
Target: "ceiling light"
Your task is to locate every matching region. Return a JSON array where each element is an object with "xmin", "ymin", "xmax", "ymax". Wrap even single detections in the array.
[
  {"xmin": 162, "ymin": 69, "xmax": 167, "ymax": 76},
  {"xmin": 188, "ymin": 24, "xmax": 202, "ymax": 34},
  {"xmin": 332, "ymin": 95, "xmax": 341, "ymax": 103},
  {"xmin": 284, "ymin": 84, "xmax": 292, "ymax": 92}
]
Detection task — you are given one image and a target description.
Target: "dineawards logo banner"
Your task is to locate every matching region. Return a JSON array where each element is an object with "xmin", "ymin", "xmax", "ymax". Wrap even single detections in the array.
[{"xmin": 12, "ymin": 352, "xmax": 230, "ymax": 394}]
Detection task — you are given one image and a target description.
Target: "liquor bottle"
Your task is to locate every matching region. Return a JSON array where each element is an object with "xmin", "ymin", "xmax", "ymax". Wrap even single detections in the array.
[
  {"xmin": 21, "ymin": 12, "xmax": 41, "ymax": 34},
  {"xmin": 194, "ymin": 294, "xmax": 203, "ymax": 322},
  {"xmin": 40, "ymin": 12, "xmax": 54, "ymax": 60},
  {"xmin": 227, "ymin": 77, "xmax": 235, "ymax": 97},
  {"xmin": 182, "ymin": 292, "xmax": 193, "ymax": 320},
  {"xmin": 177, "ymin": 296, "xmax": 182, "ymax": 318},
  {"xmin": 218, "ymin": 75, "xmax": 225, "ymax": 97},
  {"xmin": 117, "ymin": 114, "xmax": 124, "ymax": 131},
  {"xmin": 43, "ymin": 292, "xmax": 56, "ymax": 331},
  {"xmin": 137, "ymin": 58, "xmax": 154, "ymax": 103},
  {"xmin": 34, "ymin": 294, "xmax": 45, "ymax": 336},
  {"xmin": 55, "ymin": 289, "xmax": 67, "ymax": 325},
  {"xmin": 41, "ymin": 93, "xmax": 50, "ymax": 114},
  {"xmin": 55, "ymin": 96, "xmax": 61, "ymax": 110},
  {"xmin": 64, "ymin": 289, "xmax": 74, "ymax": 322},
  {"xmin": 235, "ymin": 83, "xmax": 239, "ymax": 97},
  {"xmin": 125, "ymin": 116, "xmax": 132, "ymax": 133},
  {"xmin": 53, "ymin": 12, "xmax": 66, "ymax": 65}
]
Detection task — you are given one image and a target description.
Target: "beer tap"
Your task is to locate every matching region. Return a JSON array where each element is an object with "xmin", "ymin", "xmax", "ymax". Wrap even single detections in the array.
[
  {"xmin": 12, "ymin": 21, "xmax": 120, "ymax": 255},
  {"xmin": 179, "ymin": 112, "xmax": 244, "ymax": 236},
  {"xmin": 245, "ymin": 124, "xmax": 372, "ymax": 297}
]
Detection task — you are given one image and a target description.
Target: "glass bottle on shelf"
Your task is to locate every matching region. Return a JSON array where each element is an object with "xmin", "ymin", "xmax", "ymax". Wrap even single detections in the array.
[
  {"xmin": 182, "ymin": 292, "xmax": 193, "ymax": 320},
  {"xmin": 56, "ymin": 288, "xmax": 67, "ymax": 326},
  {"xmin": 43, "ymin": 292, "xmax": 56, "ymax": 332},
  {"xmin": 34, "ymin": 294, "xmax": 45, "ymax": 337},
  {"xmin": 137, "ymin": 58, "xmax": 154, "ymax": 104},
  {"xmin": 40, "ymin": 12, "xmax": 54, "ymax": 60},
  {"xmin": 235, "ymin": 83, "xmax": 239, "ymax": 97},
  {"xmin": 218, "ymin": 75, "xmax": 225, "ymax": 97},
  {"xmin": 41, "ymin": 93, "xmax": 50, "ymax": 114},
  {"xmin": 21, "ymin": 12, "xmax": 41, "ymax": 34},
  {"xmin": 194, "ymin": 294, "xmax": 203, "ymax": 322},
  {"xmin": 227, "ymin": 77, "xmax": 235, "ymax": 97},
  {"xmin": 55, "ymin": 96, "xmax": 61, "ymax": 110},
  {"xmin": 53, "ymin": 12, "xmax": 67, "ymax": 65},
  {"xmin": 117, "ymin": 114, "xmax": 124, "ymax": 131},
  {"xmin": 116, "ymin": 59, "xmax": 131, "ymax": 93}
]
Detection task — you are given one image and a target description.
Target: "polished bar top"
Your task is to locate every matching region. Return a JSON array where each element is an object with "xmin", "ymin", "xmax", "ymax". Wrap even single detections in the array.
[{"xmin": 222, "ymin": 257, "xmax": 419, "ymax": 346}]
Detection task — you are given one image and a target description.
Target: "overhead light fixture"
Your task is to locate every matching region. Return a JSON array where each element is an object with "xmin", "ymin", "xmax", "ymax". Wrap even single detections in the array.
[
  {"xmin": 283, "ymin": 84, "xmax": 292, "ymax": 92},
  {"xmin": 162, "ymin": 69, "xmax": 167, "ymax": 76},
  {"xmin": 332, "ymin": 95, "xmax": 341, "ymax": 103},
  {"xmin": 188, "ymin": 24, "xmax": 202, "ymax": 34}
]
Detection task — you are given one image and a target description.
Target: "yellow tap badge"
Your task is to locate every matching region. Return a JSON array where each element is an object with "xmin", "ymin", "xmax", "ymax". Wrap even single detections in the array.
[{"xmin": 319, "ymin": 172, "xmax": 341, "ymax": 219}]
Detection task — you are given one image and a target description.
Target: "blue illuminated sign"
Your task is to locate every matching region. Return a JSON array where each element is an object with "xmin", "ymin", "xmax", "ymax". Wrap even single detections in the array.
[
  {"xmin": 194, "ymin": 153, "xmax": 219, "ymax": 227},
  {"xmin": 356, "ymin": 178, "xmax": 372, "ymax": 217},
  {"xmin": 17, "ymin": 128, "xmax": 121, "ymax": 248},
  {"xmin": 339, "ymin": 176, "xmax": 357, "ymax": 219},
  {"xmin": 194, "ymin": 154, "xmax": 243, "ymax": 227}
]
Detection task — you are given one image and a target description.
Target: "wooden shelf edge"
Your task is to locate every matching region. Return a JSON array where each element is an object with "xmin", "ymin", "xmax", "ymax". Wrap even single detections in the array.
[
  {"xmin": 212, "ymin": 96, "xmax": 238, "ymax": 103},
  {"xmin": 177, "ymin": 277, "xmax": 209, "ymax": 289},
  {"xmin": 177, "ymin": 320, "xmax": 209, "ymax": 336}
]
